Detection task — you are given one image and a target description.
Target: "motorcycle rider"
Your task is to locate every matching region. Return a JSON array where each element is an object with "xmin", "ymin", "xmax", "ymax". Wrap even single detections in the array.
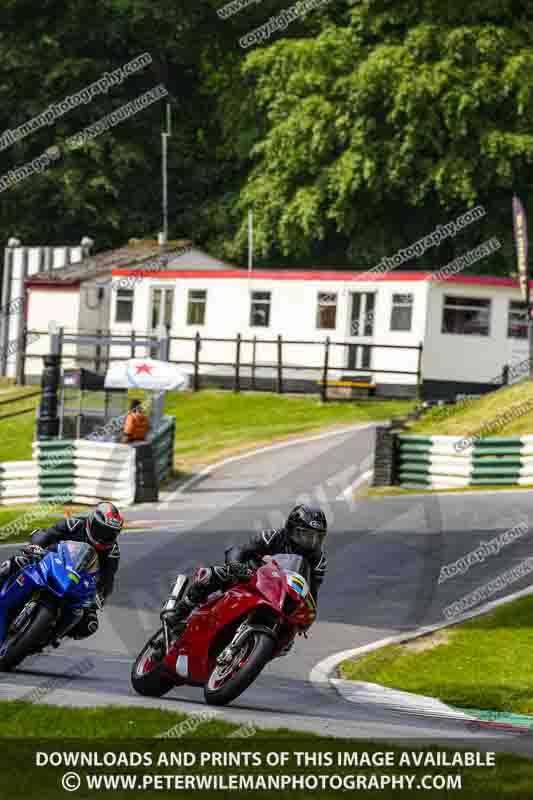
[
  {"xmin": 0, "ymin": 501, "xmax": 124, "ymax": 639},
  {"xmin": 163, "ymin": 504, "xmax": 328, "ymax": 635}
]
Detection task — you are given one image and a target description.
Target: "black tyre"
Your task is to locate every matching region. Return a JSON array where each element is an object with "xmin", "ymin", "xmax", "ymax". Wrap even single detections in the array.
[
  {"xmin": 131, "ymin": 628, "xmax": 175, "ymax": 697},
  {"xmin": 0, "ymin": 605, "xmax": 53, "ymax": 671},
  {"xmin": 204, "ymin": 631, "xmax": 275, "ymax": 706}
]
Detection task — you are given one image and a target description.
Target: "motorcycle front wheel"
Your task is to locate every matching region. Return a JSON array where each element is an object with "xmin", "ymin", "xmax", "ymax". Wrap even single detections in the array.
[
  {"xmin": 0, "ymin": 605, "xmax": 53, "ymax": 671},
  {"xmin": 131, "ymin": 628, "xmax": 175, "ymax": 697},
  {"xmin": 204, "ymin": 631, "xmax": 275, "ymax": 706}
]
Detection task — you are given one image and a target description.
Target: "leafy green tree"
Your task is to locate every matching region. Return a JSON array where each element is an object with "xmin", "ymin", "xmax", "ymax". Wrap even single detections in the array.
[{"xmin": 226, "ymin": 0, "xmax": 533, "ymax": 271}]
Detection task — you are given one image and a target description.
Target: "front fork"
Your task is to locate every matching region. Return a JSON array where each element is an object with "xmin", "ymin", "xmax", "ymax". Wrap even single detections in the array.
[
  {"xmin": 217, "ymin": 615, "xmax": 280, "ymax": 667},
  {"xmin": 160, "ymin": 574, "xmax": 189, "ymax": 653}
]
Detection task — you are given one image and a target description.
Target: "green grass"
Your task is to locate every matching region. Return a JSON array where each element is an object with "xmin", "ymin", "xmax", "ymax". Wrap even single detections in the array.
[
  {"xmin": 340, "ymin": 595, "xmax": 533, "ymax": 715},
  {"xmin": 409, "ymin": 379, "xmax": 533, "ymax": 437},
  {"xmin": 163, "ymin": 390, "xmax": 413, "ymax": 470},
  {"xmin": 0, "ymin": 505, "xmax": 94, "ymax": 544},
  {"xmin": 0, "ymin": 388, "xmax": 41, "ymax": 461}
]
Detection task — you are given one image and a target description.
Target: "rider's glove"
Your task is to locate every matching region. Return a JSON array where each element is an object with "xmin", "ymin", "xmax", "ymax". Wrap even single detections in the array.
[
  {"xmin": 21, "ymin": 544, "xmax": 47, "ymax": 561},
  {"xmin": 225, "ymin": 561, "xmax": 254, "ymax": 582}
]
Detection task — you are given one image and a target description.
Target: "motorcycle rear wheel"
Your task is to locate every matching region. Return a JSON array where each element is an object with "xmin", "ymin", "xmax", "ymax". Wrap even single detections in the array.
[
  {"xmin": 204, "ymin": 631, "xmax": 275, "ymax": 706},
  {"xmin": 0, "ymin": 605, "xmax": 53, "ymax": 671},
  {"xmin": 131, "ymin": 628, "xmax": 175, "ymax": 697}
]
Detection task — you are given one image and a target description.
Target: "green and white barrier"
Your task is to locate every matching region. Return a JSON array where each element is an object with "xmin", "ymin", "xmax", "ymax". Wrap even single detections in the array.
[
  {"xmin": 398, "ymin": 435, "xmax": 533, "ymax": 489},
  {"xmin": 0, "ymin": 461, "xmax": 40, "ymax": 505},
  {"xmin": 33, "ymin": 439, "xmax": 136, "ymax": 506}
]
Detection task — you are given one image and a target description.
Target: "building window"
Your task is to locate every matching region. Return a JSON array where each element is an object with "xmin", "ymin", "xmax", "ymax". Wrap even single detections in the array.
[
  {"xmin": 316, "ymin": 293, "xmax": 337, "ymax": 329},
  {"xmin": 442, "ymin": 295, "xmax": 491, "ymax": 336},
  {"xmin": 390, "ymin": 293, "xmax": 413, "ymax": 332},
  {"xmin": 508, "ymin": 301, "xmax": 528, "ymax": 339},
  {"xmin": 350, "ymin": 292, "xmax": 376, "ymax": 336},
  {"xmin": 150, "ymin": 287, "xmax": 174, "ymax": 330},
  {"xmin": 115, "ymin": 289, "xmax": 134, "ymax": 323},
  {"xmin": 250, "ymin": 291, "xmax": 271, "ymax": 327},
  {"xmin": 187, "ymin": 290, "xmax": 207, "ymax": 326}
]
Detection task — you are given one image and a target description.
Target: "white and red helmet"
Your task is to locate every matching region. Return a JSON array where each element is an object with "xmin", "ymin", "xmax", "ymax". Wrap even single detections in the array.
[{"xmin": 86, "ymin": 502, "xmax": 124, "ymax": 551}]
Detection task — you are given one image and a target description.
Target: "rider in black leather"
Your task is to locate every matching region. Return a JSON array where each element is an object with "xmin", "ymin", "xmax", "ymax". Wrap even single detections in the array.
[
  {"xmin": 164, "ymin": 504, "xmax": 328, "ymax": 631},
  {"xmin": 0, "ymin": 502, "xmax": 123, "ymax": 639}
]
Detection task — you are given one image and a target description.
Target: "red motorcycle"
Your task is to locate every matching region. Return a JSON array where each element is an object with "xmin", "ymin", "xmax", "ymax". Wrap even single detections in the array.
[{"xmin": 131, "ymin": 553, "xmax": 316, "ymax": 706}]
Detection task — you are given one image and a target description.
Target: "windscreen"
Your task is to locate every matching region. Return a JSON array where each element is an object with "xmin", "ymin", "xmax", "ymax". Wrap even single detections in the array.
[
  {"xmin": 270, "ymin": 553, "xmax": 311, "ymax": 582},
  {"xmin": 62, "ymin": 541, "xmax": 99, "ymax": 574}
]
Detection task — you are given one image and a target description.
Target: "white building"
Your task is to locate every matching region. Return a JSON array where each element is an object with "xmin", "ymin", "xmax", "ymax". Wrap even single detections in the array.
[{"xmin": 17, "ymin": 245, "xmax": 530, "ymax": 399}]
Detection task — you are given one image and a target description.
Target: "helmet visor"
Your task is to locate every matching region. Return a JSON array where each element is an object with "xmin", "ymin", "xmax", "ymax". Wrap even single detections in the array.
[
  {"xmin": 290, "ymin": 527, "xmax": 326, "ymax": 552},
  {"xmin": 87, "ymin": 519, "xmax": 120, "ymax": 549}
]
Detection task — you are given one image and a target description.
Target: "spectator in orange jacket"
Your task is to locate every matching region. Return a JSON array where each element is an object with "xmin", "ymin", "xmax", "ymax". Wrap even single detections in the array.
[{"xmin": 122, "ymin": 399, "xmax": 150, "ymax": 443}]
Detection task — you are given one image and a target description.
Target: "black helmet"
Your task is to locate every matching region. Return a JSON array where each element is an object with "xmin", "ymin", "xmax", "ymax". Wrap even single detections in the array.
[
  {"xmin": 86, "ymin": 502, "xmax": 124, "ymax": 551},
  {"xmin": 286, "ymin": 504, "xmax": 327, "ymax": 555}
]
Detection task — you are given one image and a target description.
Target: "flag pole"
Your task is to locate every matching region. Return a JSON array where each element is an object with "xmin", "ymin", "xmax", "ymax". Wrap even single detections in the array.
[
  {"xmin": 512, "ymin": 195, "xmax": 531, "ymax": 377},
  {"xmin": 248, "ymin": 209, "xmax": 253, "ymax": 291}
]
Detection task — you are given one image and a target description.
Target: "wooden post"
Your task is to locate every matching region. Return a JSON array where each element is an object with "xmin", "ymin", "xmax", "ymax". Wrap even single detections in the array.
[
  {"xmin": 131, "ymin": 329, "xmax": 136, "ymax": 359},
  {"xmin": 251, "ymin": 335, "xmax": 257, "ymax": 391},
  {"xmin": 234, "ymin": 333, "xmax": 241, "ymax": 393},
  {"xmin": 416, "ymin": 341, "xmax": 424, "ymax": 400},
  {"xmin": 17, "ymin": 326, "xmax": 27, "ymax": 386},
  {"xmin": 95, "ymin": 328, "xmax": 102, "ymax": 373},
  {"xmin": 502, "ymin": 364, "xmax": 509, "ymax": 386},
  {"xmin": 277, "ymin": 334, "xmax": 283, "ymax": 394},
  {"xmin": 193, "ymin": 331, "xmax": 201, "ymax": 392},
  {"xmin": 105, "ymin": 328, "xmax": 111, "ymax": 375},
  {"xmin": 321, "ymin": 336, "xmax": 330, "ymax": 402}
]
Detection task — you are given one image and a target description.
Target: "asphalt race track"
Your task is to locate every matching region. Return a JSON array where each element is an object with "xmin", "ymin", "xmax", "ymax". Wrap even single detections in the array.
[{"xmin": 2, "ymin": 424, "xmax": 533, "ymax": 756}]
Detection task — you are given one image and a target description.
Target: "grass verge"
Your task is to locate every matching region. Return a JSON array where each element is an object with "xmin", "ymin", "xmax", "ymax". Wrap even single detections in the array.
[
  {"xmin": 340, "ymin": 595, "xmax": 533, "ymax": 715},
  {"xmin": 408, "ymin": 379, "xmax": 533, "ymax": 437}
]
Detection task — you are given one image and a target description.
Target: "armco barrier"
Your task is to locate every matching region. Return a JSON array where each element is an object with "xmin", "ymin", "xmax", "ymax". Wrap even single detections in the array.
[{"xmin": 398, "ymin": 434, "xmax": 533, "ymax": 489}]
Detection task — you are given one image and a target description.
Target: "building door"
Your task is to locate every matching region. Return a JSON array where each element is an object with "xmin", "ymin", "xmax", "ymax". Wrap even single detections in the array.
[
  {"xmin": 348, "ymin": 292, "xmax": 375, "ymax": 371},
  {"xmin": 149, "ymin": 287, "xmax": 174, "ymax": 356}
]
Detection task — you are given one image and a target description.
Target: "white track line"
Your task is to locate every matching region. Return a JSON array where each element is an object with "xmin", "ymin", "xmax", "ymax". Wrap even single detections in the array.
[{"xmin": 336, "ymin": 469, "xmax": 374, "ymax": 500}]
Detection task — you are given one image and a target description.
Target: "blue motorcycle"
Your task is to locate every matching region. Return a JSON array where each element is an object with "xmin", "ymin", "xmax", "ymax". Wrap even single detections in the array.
[{"xmin": 0, "ymin": 540, "xmax": 99, "ymax": 670}]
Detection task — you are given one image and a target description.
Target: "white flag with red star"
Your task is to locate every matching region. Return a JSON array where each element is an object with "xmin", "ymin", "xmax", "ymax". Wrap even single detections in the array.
[{"xmin": 105, "ymin": 359, "xmax": 190, "ymax": 391}]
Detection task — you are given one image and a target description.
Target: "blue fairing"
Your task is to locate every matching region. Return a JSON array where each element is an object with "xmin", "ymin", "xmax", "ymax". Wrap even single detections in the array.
[{"xmin": 0, "ymin": 540, "xmax": 99, "ymax": 644}]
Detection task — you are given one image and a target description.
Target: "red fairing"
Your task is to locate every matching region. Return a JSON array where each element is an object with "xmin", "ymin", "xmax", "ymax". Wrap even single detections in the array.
[{"xmin": 159, "ymin": 557, "xmax": 313, "ymax": 687}]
